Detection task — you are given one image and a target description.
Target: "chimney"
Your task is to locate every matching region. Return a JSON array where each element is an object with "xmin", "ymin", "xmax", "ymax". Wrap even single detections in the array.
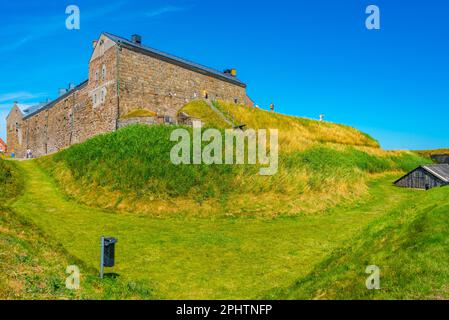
[
  {"xmin": 93, "ymin": 40, "xmax": 98, "ymax": 49},
  {"xmin": 224, "ymin": 69, "xmax": 237, "ymax": 77},
  {"xmin": 131, "ymin": 34, "xmax": 142, "ymax": 45}
]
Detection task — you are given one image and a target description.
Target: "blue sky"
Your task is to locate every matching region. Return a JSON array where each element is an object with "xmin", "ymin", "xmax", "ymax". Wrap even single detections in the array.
[{"xmin": 0, "ymin": 0, "xmax": 448, "ymax": 150}]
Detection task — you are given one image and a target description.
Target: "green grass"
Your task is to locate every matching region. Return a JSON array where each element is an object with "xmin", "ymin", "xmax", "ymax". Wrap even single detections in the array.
[
  {"xmin": 120, "ymin": 109, "xmax": 157, "ymax": 119},
  {"xmin": 180, "ymin": 100, "xmax": 380, "ymax": 149},
  {"xmin": 11, "ymin": 160, "xmax": 425, "ymax": 299},
  {"xmin": 0, "ymin": 158, "xmax": 22, "ymax": 202},
  {"xmin": 2, "ymin": 114, "xmax": 441, "ymax": 300},
  {"xmin": 36, "ymin": 125, "xmax": 428, "ymax": 217},
  {"xmin": 271, "ymin": 184, "xmax": 449, "ymax": 299},
  {"xmin": 216, "ymin": 100, "xmax": 381, "ymax": 149},
  {"xmin": 0, "ymin": 158, "xmax": 154, "ymax": 299},
  {"xmin": 179, "ymin": 100, "xmax": 232, "ymax": 128}
]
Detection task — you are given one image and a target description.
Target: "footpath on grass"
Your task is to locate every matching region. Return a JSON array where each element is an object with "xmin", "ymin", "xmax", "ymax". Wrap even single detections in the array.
[{"xmin": 10, "ymin": 160, "xmax": 420, "ymax": 299}]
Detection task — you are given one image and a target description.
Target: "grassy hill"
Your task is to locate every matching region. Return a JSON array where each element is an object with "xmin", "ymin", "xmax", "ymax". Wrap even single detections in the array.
[
  {"xmin": 0, "ymin": 158, "xmax": 153, "ymax": 299},
  {"xmin": 2, "ymin": 101, "xmax": 446, "ymax": 300},
  {"xmin": 35, "ymin": 100, "xmax": 427, "ymax": 217},
  {"xmin": 271, "ymin": 184, "xmax": 449, "ymax": 299},
  {"xmin": 180, "ymin": 100, "xmax": 380, "ymax": 151},
  {"xmin": 37, "ymin": 122, "xmax": 427, "ymax": 217}
]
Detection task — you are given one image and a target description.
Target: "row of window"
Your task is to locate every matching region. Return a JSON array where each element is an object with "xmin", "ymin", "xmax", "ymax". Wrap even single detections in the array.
[
  {"xmin": 92, "ymin": 87, "xmax": 107, "ymax": 107},
  {"xmin": 94, "ymin": 64, "xmax": 107, "ymax": 82}
]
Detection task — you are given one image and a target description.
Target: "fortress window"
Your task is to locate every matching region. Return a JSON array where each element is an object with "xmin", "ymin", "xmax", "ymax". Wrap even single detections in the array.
[
  {"xmin": 100, "ymin": 88, "xmax": 106, "ymax": 103},
  {"xmin": 102, "ymin": 65, "xmax": 106, "ymax": 80},
  {"xmin": 95, "ymin": 70, "xmax": 99, "ymax": 81},
  {"xmin": 93, "ymin": 93, "xmax": 97, "ymax": 105}
]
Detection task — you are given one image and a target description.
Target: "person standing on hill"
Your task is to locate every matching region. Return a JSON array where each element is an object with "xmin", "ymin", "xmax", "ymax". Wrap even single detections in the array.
[{"xmin": 270, "ymin": 103, "xmax": 275, "ymax": 112}]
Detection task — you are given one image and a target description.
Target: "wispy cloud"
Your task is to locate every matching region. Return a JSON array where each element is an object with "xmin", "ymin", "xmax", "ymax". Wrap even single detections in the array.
[
  {"xmin": 145, "ymin": 5, "xmax": 186, "ymax": 18},
  {"xmin": 0, "ymin": 2, "xmax": 126, "ymax": 53},
  {"xmin": 2, "ymin": 37, "xmax": 32, "ymax": 53},
  {"xmin": 0, "ymin": 92, "xmax": 46, "ymax": 103}
]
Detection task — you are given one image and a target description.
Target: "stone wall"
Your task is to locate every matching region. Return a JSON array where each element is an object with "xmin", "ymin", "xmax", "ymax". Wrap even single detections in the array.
[
  {"xmin": 14, "ymin": 45, "xmax": 120, "ymax": 158},
  {"xmin": 118, "ymin": 47, "xmax": 247, "ymax": 118},
  {"xmin": 118, "ymin": 117, "xmax": 156, "ymax": 128},
  {"xmin": 7, "ymin": 35, "xmax": 248, "ymax": 158},
  {"xmin": 6, "ymin": 105, "xmax": 24, "ymax": 156}
]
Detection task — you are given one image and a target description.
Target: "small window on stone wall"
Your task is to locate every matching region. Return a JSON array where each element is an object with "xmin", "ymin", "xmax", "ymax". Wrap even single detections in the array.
[
  {"xmin": 95, "ymin": 70, "xmax": 99, "ymax": 81},
  {"xmin": 102, "ymin": 65, "xmax": 106, "ymax": 80},
  {"xmin": 93, "ymin": 93, "xmax": 97, "ymax": 106},
  {"xmin": 100, "ymin": 88, "xmax": 106, "ymax": 103}
]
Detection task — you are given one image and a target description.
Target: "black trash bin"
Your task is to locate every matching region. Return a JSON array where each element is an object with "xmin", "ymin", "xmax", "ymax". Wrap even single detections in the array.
[{"xmin": 102, "ymin": 237, "xmax": 118, "ymax": 268}]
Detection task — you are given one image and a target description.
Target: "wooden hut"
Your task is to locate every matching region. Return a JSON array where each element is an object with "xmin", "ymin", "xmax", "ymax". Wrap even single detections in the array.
[{"xmin": 394, "ymin": 164, "xmax": 449, "ymax": 190}]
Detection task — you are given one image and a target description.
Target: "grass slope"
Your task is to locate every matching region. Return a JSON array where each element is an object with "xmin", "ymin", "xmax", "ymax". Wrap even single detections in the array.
[
  {"xmin": 37, "ymin": 125, "xmax": 428, "ymax": 217},
  {"xmin": 4, "ymin": 101, "xmax": 441, "ymax": 299},
  {"xmin": 0, "ymin": 158, "xmax": 153, "ymax": 299},
  {"xmin": 11, "ymin": 160, "xmax": 420, "ymax": 299},
  {"xmin": 180, "ymin": 100, "xmax": 232, "ymax": 128},
  {"xmin": 181, "ymin": 100, "xmax": 380, "ymax": 150},
  {"xmin": 270, "ymin": 184, "xmax": 449, "ymax": 300}
]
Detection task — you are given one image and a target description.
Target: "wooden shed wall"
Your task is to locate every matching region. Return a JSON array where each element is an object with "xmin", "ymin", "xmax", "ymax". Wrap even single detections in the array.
[{"xmin": 395, "ymin": 167, "xmax": 446, "ymax": 189}]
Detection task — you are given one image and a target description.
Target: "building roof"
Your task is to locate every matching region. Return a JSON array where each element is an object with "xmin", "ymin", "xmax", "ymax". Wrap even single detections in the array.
[
  {"xmin": 102, "ymin": 32, "xmax": 246, "ymax": 88},
  {"xmin": 22, "ymin": 103, "xmax": 48, "ymax": 116},
  {"xmin": 421, "ymin": 164, "xmax": 449, "ymax": 183},
  {"xmin": 0, "ymin": 138, "xmax": 6, "ymax": 146},
  {"xmin": 22, "ymin": 80, "xmax": 88, "ymax": 120},
  {"xmin": 395, "ymin": 164, "xmax": 449, "ymax": 184}
]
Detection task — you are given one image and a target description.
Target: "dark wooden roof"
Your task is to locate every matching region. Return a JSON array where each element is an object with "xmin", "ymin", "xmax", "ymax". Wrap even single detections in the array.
[
  {"xmin": 395, "ymin": 164, "xmax": 449, "ymax": 184},
  {"xmin": 422, "ymin": 164, "xmax": 449, "ymax": 183}
]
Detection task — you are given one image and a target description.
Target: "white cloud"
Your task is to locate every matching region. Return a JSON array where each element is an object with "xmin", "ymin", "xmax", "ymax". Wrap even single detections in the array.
[
  {"xmin": 0, "ymin": 92, "xmax": 45, "ymax": 103},
  {"xmin": 145, "ymin": 5, "xmax": 186, "ymax": 18}
]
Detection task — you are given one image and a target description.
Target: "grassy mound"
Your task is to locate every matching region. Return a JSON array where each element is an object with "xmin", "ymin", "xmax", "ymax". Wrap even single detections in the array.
[
  {"xmin": 37, "ymin": 125, "xmax": 428, "ymax": 217},
  {"xmin": 415, "ymin": 148, "xmax": 449, "ymax": 159},
  {"xmin": 0, "ymin": 158, "xmax": 22, "ymax": 202},
  {"xmin": 0, "ymin": 158, "xmax": 154, "ymax": 299},
  {"xmin": 271, "ymin": 184, "xmax": 449, "ymax": 299},
  {"xmin": 120, "ymin": 109, "xmax": 157, "ymax": 119},
  {"xmin": 180, "ymin": 100, "xmax": 380, "ymax": 150},
  {"xmin": 180, "ymin": 100, "xmax": 231, "ymax": 128}
]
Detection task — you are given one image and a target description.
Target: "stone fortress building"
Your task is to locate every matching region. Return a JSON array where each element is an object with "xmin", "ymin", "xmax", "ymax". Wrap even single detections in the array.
[{"xmin": 6, "ymin": 32, "xmax": 250, "ymax": 158}]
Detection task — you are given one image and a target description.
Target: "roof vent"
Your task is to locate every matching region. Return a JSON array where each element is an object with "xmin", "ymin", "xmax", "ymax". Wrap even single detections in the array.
[{"xmin": 131, "ymin": 34, "xmax": 142, "ymax": 45}]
